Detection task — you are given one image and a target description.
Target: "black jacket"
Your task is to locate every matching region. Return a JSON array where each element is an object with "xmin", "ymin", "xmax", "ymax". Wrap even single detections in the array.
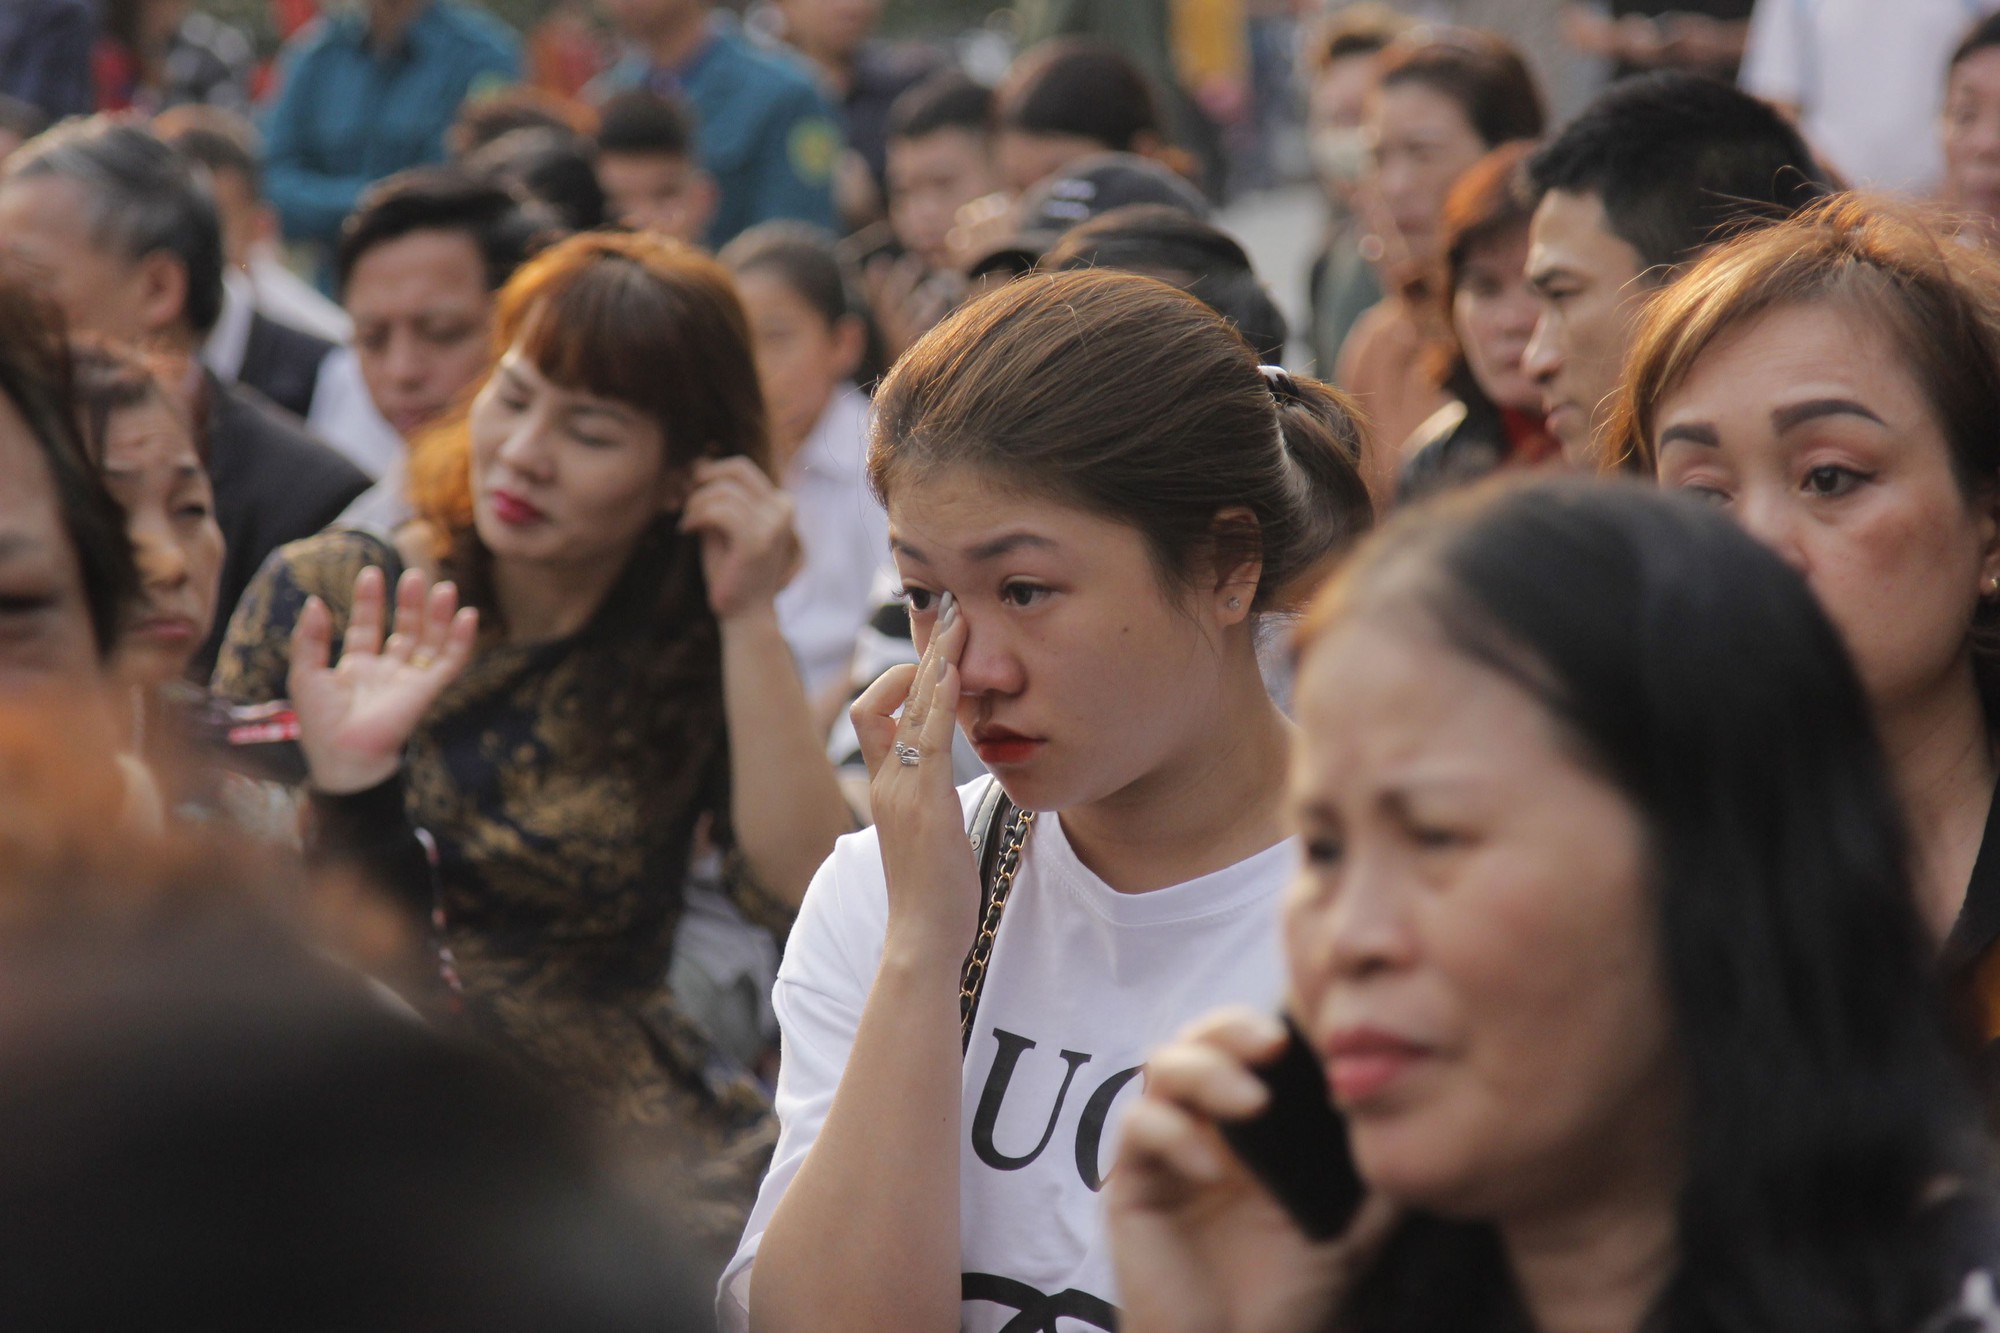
[
  {"xmin": 198, "ymin": 374, "xmax": 369, "ymax": 678},
  {"xmin": 236, "ymin": 310, "xmax": 335, "ymax": 420}
]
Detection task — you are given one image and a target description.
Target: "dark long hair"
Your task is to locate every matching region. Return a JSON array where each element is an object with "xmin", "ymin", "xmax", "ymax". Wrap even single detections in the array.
[
  {"xmin": 0, "ymin": 267, "xmax": 137, "ymax": 660},
  {"xmin": 1300, "ymin": 479, "xmax": 1987, "ymax": 1331}
]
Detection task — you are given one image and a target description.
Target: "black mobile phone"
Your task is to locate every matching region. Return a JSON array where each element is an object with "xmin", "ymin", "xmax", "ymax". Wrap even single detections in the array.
[{"xmin": 1217, "ymin": 1014, "xmax": 1366, "ymax": 1241}]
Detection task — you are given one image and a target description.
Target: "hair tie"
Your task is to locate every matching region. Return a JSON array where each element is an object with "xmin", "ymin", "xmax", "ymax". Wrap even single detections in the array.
[{"xmin": 1257, "ymin": 363, "xmax": 1299, "ymax": 402}]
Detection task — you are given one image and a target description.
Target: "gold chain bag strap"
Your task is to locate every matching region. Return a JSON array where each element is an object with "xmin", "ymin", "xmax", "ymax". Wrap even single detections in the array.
[{"xmin": 960, "ymin": 780, "xmax": 1035, "ymax": 1054}]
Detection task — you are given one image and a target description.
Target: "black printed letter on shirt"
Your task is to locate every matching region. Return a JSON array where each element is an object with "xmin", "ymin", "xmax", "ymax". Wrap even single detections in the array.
[{"xmin": 971, "ymin": 1029, "xmax": 1092, "ymax": 1171}]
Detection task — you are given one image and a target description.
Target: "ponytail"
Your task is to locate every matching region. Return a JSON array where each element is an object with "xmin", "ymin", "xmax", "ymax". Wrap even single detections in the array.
[
  {"xmin": 1261, "ymin": 369, "xmax": 1373, "ymax": 609},
  {"xmin": 872, "ymin": 270, "xmax": 1374, "ymax": 614}
]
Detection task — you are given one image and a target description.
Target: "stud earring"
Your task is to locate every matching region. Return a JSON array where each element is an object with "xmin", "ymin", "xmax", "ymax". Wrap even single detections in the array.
[
  {"xmin": 1989, "ymin": 575, "xmax": 1999, "ymax": 598},
  {"xmin": 1226, "ymin": 597, "xmax": 1242, "ymax": 611}
]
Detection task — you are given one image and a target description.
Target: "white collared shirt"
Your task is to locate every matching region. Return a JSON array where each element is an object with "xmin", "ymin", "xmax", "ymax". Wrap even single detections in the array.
[
  {"xmin": 774, "ymin": 383, "xmax": 890, "ymax": 698},
  {"xmin": 306, "ymin": 345, "xmax": 405, "ymax": 481},
  {"xmin": 201, "ymin": 269, "xmax": 257, "ymax": 385}
]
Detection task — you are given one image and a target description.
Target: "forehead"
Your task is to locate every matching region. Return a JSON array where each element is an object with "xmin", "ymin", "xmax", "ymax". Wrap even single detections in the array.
[
  {"xmin": 1293, "ymin": 612, "xmax": 1567, "ymax": 786},
  {"xmin": 599, "ymin": 151, "xmax": 694, "ymax": 182},
  {"xmin": 1461, "ymin": 223, "xmax": 1531, "ymax": 270},
  {"xmin": 733, "ymin": 267, "xmax": 815, "ymax": 319},
  {"xmin": 1371, "ymin": 79, "xmax": 1473, "ymax": 134},
  {"xmin": 346, "ymin": 229, "xmax": 488, "ymax": 314},
  {"xmin": 890, "ymin": 129, "xmax": 986, "ymax": 176},
  {"xmin": 1662, "ymin": 301, "xmax": 1937, "ymax": 424},
  {"xmin": 1952, "ymin": 45, "xmax": 2000, "ymax": 92},
  {"xmin": 100, "ymin": 396, "xmax": 199, "ymax": 469},
  {"xmin": 886, "ymin": 464, "xmax": 1135, "ymax": 560},
  {"xmin": 1528, "ymin": 190, "xmax": 1641, "ymax": 280},
  {"xmin": 1312, "ymin": 54, "xmax": 1377, "ymax": 110}
]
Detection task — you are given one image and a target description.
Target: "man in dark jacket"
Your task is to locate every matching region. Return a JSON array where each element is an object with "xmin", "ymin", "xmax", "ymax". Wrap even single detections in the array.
[
  {"xmin": 0, "ymin": 118, "xmax": 370, "ymax": 676},
  {"xmin": 0, "ymin": 0, "xmax": 95, "ymax": 122}
]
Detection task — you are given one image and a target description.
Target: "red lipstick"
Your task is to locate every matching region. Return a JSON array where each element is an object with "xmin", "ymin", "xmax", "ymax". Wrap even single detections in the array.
[
  {"xmin": 972, "ymin": 724, "xmax": 1044, "ymax": 767},
  {"xmin": 489, "ymin": 489, "xmax": 547, "ymax": 526}
]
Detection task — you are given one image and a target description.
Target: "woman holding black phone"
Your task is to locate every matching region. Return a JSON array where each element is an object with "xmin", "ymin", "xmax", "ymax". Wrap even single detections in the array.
[
  {"xmin": 1111, "ymin": 481, "xmax": 2000, "ymax": 1333},
  {"xmin": 721, "ymin": 271, "xmax": 1373, "ymax": 1332}
]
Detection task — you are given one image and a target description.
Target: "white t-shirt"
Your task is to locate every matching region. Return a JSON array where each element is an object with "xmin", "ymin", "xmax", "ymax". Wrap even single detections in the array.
[
  {"xmin": 1740, "ymin": 0, "xmax": 2000, "ymax": 192},
  {"xmin": 720, "ymin": 780, "xmax": 1293, "ymax": 1332}
]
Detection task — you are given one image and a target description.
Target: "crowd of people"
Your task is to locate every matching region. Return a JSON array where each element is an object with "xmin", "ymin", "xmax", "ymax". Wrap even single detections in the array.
[{"xmin": 12, "ymin": 0, "xmax": 2000, "ymax": 1329}]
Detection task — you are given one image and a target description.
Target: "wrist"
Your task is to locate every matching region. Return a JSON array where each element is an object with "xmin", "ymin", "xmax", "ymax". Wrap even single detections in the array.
[
  {"xmin": 306, "ymin": 751, "xmax": 402, "ymax": 796},
  {"xmin": 881, "ymin": 917, "xmax": 973, "ymax": 982},
  {"xmin": 717, "ymin": 601, "xmax": 783, "ymax": 638}
]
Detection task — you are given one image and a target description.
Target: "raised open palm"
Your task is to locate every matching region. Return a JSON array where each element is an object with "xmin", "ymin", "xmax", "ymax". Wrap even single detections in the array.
[{"xmin": 288, "ymin": 565, "xmax": 478, "ymax": 795}]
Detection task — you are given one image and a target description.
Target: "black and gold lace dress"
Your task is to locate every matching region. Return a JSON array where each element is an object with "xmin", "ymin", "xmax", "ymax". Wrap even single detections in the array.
[{"xmin": 214, "ymin": 527, "xmax": 790, "ymax": 1246}]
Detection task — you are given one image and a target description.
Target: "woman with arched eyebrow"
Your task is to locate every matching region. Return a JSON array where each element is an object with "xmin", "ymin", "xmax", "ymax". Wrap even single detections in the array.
[{"xmin": 1616, "ymin": 195, "xmax": 2000, "ymax": 1042}]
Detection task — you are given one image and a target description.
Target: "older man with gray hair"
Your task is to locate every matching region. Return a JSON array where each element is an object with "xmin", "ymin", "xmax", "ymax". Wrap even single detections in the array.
[{"xmin": 0, "ymin": 118, "xmax": 369, "ymax": 676}]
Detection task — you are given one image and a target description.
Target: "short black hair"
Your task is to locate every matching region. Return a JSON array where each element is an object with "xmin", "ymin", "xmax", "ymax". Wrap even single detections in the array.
[
  {"xmin": 595, "ymin": 89, "xmax": 698, "ymax": 160},
  {"xmin": 1527, "ymin": 72, "xmax": 1829, "ymax": 274},
  {"xmin": 448, "ymin": 86, "xmax": 594, "ymax": 159},
  {"xmin": 463, "ymin": 126, "xmax": 606, "ymax": 233},
  {"xmin": 887, "ymin": 69, "xmax": 994, "ymax": 143},
  {"xmin": 5, "ymin": 117, "xmax": 226, "ymax": 337},
  {"xmin": 1951, "ymin": 11, "xmax": 2000, "ymax": 71},
  {"xmin": 1042, "ymin": 204, "xmax": 1287, "ymax": 362},
  {"xmin": 996, "ymin": 39, "xmax": 1162, "ymax": 153},
  {"xmin": 156, "ymin": 104, "xmax": 264, "ymax": 199},
  {"xmin": 335, "ymin": 167, "xmax": 551, "ymax": 298}
]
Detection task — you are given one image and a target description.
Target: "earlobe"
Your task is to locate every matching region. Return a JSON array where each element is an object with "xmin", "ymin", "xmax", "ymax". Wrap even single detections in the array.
[
  {"xmin": 834, "ymin": 315, "xmax": 868, "ymax": 380},
  {"xmin": 1980, "ymin": 484, "xmax": 2000, "ymax": 599},
  {"xmin": 1209, "ymin": 504, "xmax": 1263, "ymax": 626},
  {"xmin": 135, "ymin": 253, "xmax": 190, "ymax": 341}
]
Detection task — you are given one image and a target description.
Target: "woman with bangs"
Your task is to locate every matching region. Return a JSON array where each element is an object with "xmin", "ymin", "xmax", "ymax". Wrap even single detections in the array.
[
  {"xmin": 214, "ymin": 231, "xmax": 852, "ymax": 1238},
  {"xmin": 1609, "ymin": 196, "xmax": 2000, "ymax": 1046}
]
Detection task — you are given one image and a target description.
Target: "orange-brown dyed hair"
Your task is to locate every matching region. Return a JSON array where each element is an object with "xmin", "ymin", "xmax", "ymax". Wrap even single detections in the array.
[
  {"xmin": 406, "ymin": 229, "xmax": 768, "ymax": 535},
  {"xmin": 406, "ymin": 231, "xmax": 769, "ymax": 829},
  {"xmin": 1608, "ymin": 193, "xmax": 2000, "ymax": 696}
]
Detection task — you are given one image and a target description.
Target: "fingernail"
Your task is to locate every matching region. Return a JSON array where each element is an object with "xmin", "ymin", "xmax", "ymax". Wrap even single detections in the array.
[
  {"xmin": 1219, "ymin": 1071, "xmax": 1271, "ymax": 1116},
  {"xmin": 938, "ymin": 591, "xmax": 957, "ymax": 628}
]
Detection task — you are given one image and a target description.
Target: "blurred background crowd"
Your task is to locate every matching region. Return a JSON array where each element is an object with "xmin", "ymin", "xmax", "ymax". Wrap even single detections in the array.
[{"xmin": 9, "ymin": 0, "xmax": 2000, "ymax": 1327}]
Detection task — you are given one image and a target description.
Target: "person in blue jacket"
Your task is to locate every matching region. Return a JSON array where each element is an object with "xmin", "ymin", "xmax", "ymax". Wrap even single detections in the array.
[
  {"xmin": 262, "ymin": 0, "xmax": 519, "ymax": 280},
  {"xmin": 589, "ymin": 0, "xmax": 842, "ymax": 246}
]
